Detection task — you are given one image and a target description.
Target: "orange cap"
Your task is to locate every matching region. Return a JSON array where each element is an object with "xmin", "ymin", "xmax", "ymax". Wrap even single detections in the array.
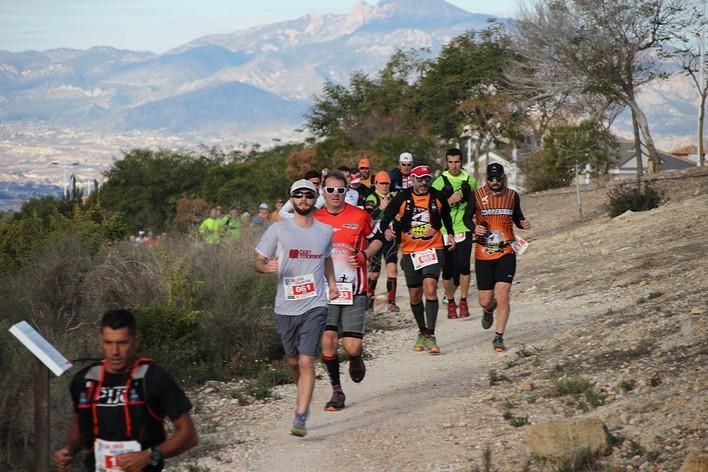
[
  {"xmin": 358, "ymin": 158, "xmax": 371, "ymax": 169},
  {"xmin": 375, "ymin": 171, "xmax": 391, "ymax": 184}
]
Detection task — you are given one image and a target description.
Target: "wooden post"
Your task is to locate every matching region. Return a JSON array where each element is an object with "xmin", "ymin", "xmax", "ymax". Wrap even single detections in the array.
[{"xmin": 34, "ymin": 358, "xmax": 50, "ymax": 472}]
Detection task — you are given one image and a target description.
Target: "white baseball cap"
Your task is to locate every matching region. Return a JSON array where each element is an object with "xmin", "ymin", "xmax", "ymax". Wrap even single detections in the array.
[
  {"xmin": 290, "ymin": 179, "xmax": 317, "ymax": 195},
  {"xmin": 399, "ymin": 152, "xmax": 413, "ymax": 163},
  {"xmin": 258, "ymin": 203, "xmax": 269, "ymax": 210}
]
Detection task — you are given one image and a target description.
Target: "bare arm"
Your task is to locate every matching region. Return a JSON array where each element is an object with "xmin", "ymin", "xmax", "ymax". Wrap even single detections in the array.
[
  {"xmin": 116, "ymin": 414, "xmax": 198, "ymax": 472},
  {"xmin": 325, "ymin": 256, "xmax": 339, "ymax": 300},
  {"xmin": 255, "ymin": 253, "xmax": 277, "ymax": 273},
  {"xmin": 53, "ymin": 413, "xmax": 83, "ymax": 472}
]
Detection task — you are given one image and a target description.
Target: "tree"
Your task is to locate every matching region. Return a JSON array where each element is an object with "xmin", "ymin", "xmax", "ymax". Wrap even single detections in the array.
[
  {"xmin": 524, "ymin": 120, "xmax": 620, "ymax": 191},
  {"xmin": 514, "ymin": 0, "xmax": 692, "ymax": 174}
]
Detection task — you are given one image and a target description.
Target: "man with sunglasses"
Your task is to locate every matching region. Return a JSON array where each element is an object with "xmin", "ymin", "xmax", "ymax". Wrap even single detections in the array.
[
  {"xmin": 379, "ymin": 165, "xmax": 455, "ymax": 354},
  {"xmin": 314, "ymin": 170, "xmax": 383, "ymax": 412},
  {"xmin": 256, "ymin": 179, "xmax": 339, "ymax": 437},
  {"xmin": 463, "ymin": 163, "xmax": 530, "ymax": 352},
  {"xmin": 358, "ymin": 158, "xmax": 373, "ymax": 189},
  {"xmin": 432, "ymin": 148, "xmax": 478, "ymax": 320},
  {"xmin": 389, "ymin": 151, "xmax": 415, "ymax": 194},
  {"xmin": 279, "ymin": 169, "xmax": 326, "ymax": 219}
]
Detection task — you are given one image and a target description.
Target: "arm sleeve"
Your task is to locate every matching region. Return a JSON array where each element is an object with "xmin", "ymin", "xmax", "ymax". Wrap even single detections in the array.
[
  {"xmin": 147, "ymin": 364, "xmax": 193, "ymax": 421},
  {"xmin": 438, "ymin": 195, "xmax": 454, "ymax": 235},
  {"xmin": 462, "ymin": 192, "xmax": 476, "ymax": 231},
  {"xmin": 512, "ymin": 193, "xmax": 525, "ymax": 228},
  {"xmin": 378, "ymin": 192, "xmax": 405, "ymax": 232},
  {"xmin": 278, "ymin": 200, "xmax": 294, "ymax": 219}
]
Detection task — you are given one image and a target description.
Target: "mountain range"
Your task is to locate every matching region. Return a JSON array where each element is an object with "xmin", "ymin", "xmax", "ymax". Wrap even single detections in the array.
[{"xmin": 0, "ymin": 0, "xmax": 703, "ymax": 158}]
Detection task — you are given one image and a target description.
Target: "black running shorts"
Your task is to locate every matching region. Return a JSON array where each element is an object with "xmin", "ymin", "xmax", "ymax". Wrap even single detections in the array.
[{"xmin": 475, "ymin": 253, "xmax": 516, "ymax": 290}]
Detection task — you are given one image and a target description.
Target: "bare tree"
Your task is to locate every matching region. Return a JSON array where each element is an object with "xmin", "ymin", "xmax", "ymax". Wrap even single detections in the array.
[{"xmin": 513, "ymin": 0, "xmax": 693, "ymax": 174}]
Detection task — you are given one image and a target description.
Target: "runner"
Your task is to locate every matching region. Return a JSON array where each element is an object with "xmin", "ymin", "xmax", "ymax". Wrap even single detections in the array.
[
  {"xmin": 255, "ymin": 179, "xmax": 339, "ymax": 437},
  {"xmin": 463, "ymin": 163, "xmax": 531, "ymax": 352},
  {"xmin": 364, "ymin": 171, "xmax": 400, "ymax": 313},
  {"xmin": 388, "ymin": 152, "xmax": 415, "ymax": 193},
  {"xmin": 358, "ymin": 158, "xmax": 373, "ymax": 189},
  {"xmin": 52, "ymin": 309, "xmax": 198, "ymax": 472},
  {"xmin": 314, "ymin": 170, "xmax": 383, "ymax": 412},
  {"xmin": 379, "ymin": 165, "xmax": 455, "ymax": 354},
  {"xmin": 431, "ymin": 148, "xmax": 477, "ymax": 319}
]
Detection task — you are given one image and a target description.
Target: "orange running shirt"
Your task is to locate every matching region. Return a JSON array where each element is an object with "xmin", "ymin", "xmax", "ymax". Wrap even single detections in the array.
[
  {"xmin": 314, "ymin": 204, "xmax": 375, "ymax": 295},
  {"xmin": 394, "ymin": 193, "xmax": 446, "ymax": 254},
  {"xmin": 472, "ymin": 186, "xmax": 520, "ymax": 261}
]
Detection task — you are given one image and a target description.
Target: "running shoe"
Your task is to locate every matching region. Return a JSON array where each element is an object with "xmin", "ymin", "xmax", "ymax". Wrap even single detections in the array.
[
  {"xmin": 447, "ymin": 300, "xmax": 458, "ymax": 319},
  {"xmin": 413, "ymin": 333, "xmax": 426, "ymax": 352},
  {"xmin": 324, "ymin": 390, "xmax": 346, "ymax": 411},
  {"xmin": 425, "ymin": 335, "xmax": 441, "ymax": 354},
  {"xmin": 492, "ymin": 334, "xmax": 506, "ymax": 352},
  {"xmin": 349, "ymin": 356, "xmax": 366, "ymax": 383},
  {"xmin": 387, "ymin": 302, "xmax": 401, "ymax": 313},
  {"xmin": 442, "ymin": 295, "xmax": 448, "ymax": 305},
  {"xmin": 291, "ymin": 412, "xmax": 307, "ymax": 437},
  {"xmin": 458, "ymin": 298, "xmax": 470, "ymax": 319},
  {"xmin": 481, "ymin": 299, "xmax": 497, "ymax": 330}
]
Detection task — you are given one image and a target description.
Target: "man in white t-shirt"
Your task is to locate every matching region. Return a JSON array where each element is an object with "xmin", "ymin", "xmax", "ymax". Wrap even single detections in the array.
[{"xmin": 255, "ymin": 179, "xmax": 338, "ymax": 437}]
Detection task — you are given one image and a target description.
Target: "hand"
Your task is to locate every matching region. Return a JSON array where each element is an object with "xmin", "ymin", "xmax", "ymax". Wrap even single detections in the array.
[
  {"xmin": 347, "ymin": 252, "xmax": 361, "ymax": 268},
  {"xmin": 520, "ymin": 219, "xmax": 531, "ymax": 230},
  {"xmin": 53, "ymin": 448, "xmax": 73, "ymax": 472},
  {"xmin": 265, "ymin": 258, "xmax": 278, "ymax": 273},
  {"xmin": 328, "ymin": 285, "xmax": 339, "ymax": 301},
  {"xmin": 384, "ymin": 228, "xmax": 395, "ymax": 241},
  {"xmin": 447, "ymin": 239, "xmax": 456, "ymax": 252},
  {"xmin": 448, "ymin": 190, "xmax": 463, "ymax": 205},
  {"xmin": 474, "ymin": 225, "xmax": 487, "ymax": 237},
  {"xmin": 116, "ymin": 450, "xmax": 151, "ymax": 472}
]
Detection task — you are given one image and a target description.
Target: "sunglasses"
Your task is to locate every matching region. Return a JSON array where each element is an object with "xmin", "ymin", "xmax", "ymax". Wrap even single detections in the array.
[
  {"xmin": 400, "ymin": 163, "xmax": 413, "ymax": 167},
  {"xmin": 324, "ymin": 187, "xmax": 346, "ymax": 194},
  {"xmin": 414, "ymin": 176, "xmax": 432, "ymax": 183},
  {"xmin": 487, "ymin": 176, "xmax": 503, "ymax": 183},
  {"xmin": 291, "ymin": 191, "xmax": 316, "ymax": 200},
  {"xmin": 359, "ymin": 166, "xmax": 369, "ymax": 170},
  {"xmin": 376, "ymin": 181, "xmax": 390, "ymax": 185}
]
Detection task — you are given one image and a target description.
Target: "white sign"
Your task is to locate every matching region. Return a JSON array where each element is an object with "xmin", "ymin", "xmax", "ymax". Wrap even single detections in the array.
[{"xmin": 9, "ymin": 321, "xmax": 72, "ymax": 376}]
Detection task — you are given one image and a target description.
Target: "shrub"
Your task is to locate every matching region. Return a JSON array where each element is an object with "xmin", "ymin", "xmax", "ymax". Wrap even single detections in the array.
[{"xmin": 606, "ymin": 181, "xmax": 664, "ymax": 217}]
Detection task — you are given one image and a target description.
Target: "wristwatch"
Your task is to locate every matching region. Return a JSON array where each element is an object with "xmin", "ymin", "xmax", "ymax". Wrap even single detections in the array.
[{"xmin": 148, "ymin": 447, "xmax": 162, "ymax": 467}]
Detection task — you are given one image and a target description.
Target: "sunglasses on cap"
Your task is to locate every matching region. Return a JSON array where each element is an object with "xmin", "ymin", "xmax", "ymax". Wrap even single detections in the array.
[
  {"xmin": 324, "ymin": 186, "xmax": 346, "ymax": 194},
  {"xmin": 414, "ymin": 176, "xmax": 432, "ymax": 183},
  {"xmin": 291, "ymin": 191, "xmax": 316, "ymax": 199}
]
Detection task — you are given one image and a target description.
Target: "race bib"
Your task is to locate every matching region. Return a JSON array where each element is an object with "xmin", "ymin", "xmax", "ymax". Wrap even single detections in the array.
[
  {"xmin": 510, "ymin": 238, "xmax": 529, "ymax": 256},
  {"xmin": 411, "ymin": 248, "xmax": 439, "ymax": 270},
  {"xmin": 329, "ymin": 282, "xmax": 354, "ymax": 305},
  {"xmin": 283, "ymin": 273, "xmax": 317, "ymax": 300},
  {"xmin": 94, "ymin": 439, "xmax": 141, "ymax": 472}
]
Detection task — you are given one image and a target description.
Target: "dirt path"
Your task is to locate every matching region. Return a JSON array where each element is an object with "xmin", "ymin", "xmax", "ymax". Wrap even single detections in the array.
[{"xmin": 173, "ymin": 170, "xmax": 708, "ymax": 471}]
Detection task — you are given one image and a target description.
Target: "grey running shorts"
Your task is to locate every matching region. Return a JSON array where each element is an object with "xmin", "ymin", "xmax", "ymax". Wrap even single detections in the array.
[
  {"xmin": 400, "ymin": 248, "xmax": 444, "ymax": 288},
  {"xmin": 326, "ymin": 294, "xmax": 368, "ymax": 338},
  {"xmin": 275, "ymin": 306, "xmax": 328, "ymax": 357}
]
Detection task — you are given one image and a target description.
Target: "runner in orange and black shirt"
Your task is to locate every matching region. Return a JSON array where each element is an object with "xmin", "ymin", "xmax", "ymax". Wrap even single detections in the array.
[
  {"xmin": 379, "ymin": 165, "xmax": 455, "ymax": 354},
  {"xmin": 463, "ymin": 163, "xmax": 531, "ymax": 352}
]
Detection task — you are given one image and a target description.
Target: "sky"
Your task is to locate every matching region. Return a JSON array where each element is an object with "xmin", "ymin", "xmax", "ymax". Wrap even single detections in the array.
[{"xmin": 0, "ymin": 0, "xmax": 520, "ymax": 53}]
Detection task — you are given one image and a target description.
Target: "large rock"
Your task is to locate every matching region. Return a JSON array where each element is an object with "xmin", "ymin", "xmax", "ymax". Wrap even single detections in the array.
[
  {"xmin": 526, "ymin": 417, "xmax": 611, "ymax": 459},
  {"xmin": 679, "ymin": 453, "xmax": 708, "ymax": 472}
]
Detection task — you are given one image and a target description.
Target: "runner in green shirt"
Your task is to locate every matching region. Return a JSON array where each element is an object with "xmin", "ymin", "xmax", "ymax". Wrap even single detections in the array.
[{"xmin": 431, "ymin": 148, "xmax": 478, "ymax": 319}]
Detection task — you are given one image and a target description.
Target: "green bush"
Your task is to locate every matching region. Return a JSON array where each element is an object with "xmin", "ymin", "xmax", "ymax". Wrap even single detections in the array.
[{"xmin": 606, "ymin": 181, "xmax": 664, "ymax": 217}]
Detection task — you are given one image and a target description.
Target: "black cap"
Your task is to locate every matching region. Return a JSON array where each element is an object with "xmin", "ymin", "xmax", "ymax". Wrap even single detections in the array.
[{"xmin": 487, "ymin": 163, "xmax": 505, "ymax": 178}]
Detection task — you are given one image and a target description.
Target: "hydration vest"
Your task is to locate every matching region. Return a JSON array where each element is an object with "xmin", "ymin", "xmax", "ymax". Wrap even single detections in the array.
[
  {"xmin": 398, "ymin": 188, "xmax": 443, "ymax": 234},
  {"xmin": 76, "ymin": 357, "xmax": 165, "ymax": 448}
]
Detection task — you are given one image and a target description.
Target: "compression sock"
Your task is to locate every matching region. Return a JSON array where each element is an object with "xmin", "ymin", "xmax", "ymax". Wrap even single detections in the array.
[
  {"xmin": 386, "ymin": 277, "xmax": 397, "ymax": 303},
  {"xmin": 322, "ymin": 354, "xmax": 341, "ymax": 388},
  {"xmin": 368, "ymin": 278, "xmax": 377, "ymax": 298},
  {"xmin": 411, "ymin": 302, "xmax": 426, "ymax": 332},
  {"xmin": 425, "ymin": 298, "xmax": 439, "ymax": 334}
]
